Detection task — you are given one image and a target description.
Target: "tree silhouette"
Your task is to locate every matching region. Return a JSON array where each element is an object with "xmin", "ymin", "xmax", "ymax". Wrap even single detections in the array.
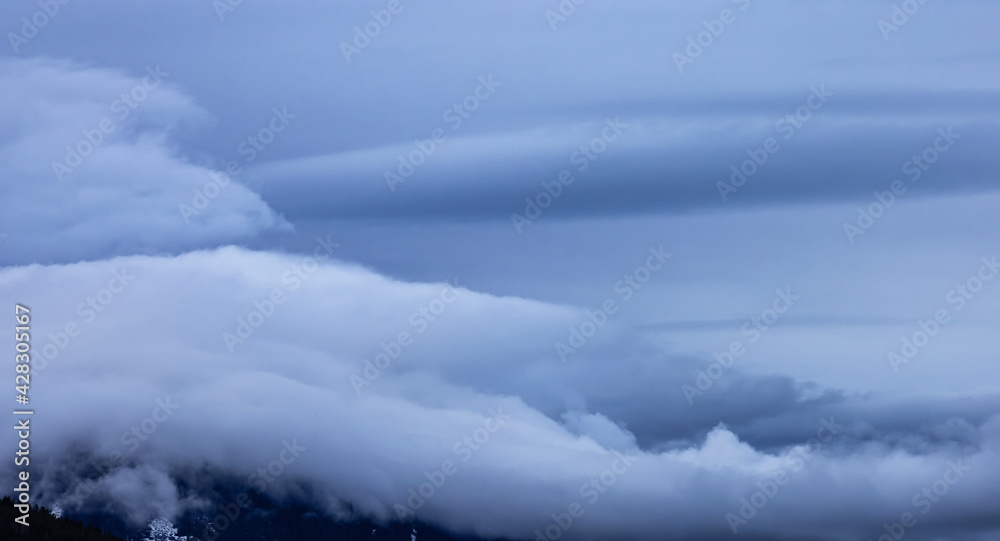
[{"xmin": 1, "ymin": 496, "xmax": 125, "ymax": 540}]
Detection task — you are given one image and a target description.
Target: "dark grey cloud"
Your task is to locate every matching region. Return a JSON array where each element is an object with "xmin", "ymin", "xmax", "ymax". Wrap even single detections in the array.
[{"xmin": 242, "ymin": 98, "xmax": 998, "ymax": 222}]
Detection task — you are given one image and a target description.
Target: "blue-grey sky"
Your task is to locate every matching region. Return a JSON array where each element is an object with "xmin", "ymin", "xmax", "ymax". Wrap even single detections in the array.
[{"xmin": 1, "ymin": 1, "xmax": 999, "ymax": 540}]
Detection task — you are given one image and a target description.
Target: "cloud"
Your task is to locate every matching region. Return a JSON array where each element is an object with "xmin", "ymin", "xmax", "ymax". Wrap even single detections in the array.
[
  {"xmin": 0, "ymin": 57, "xmax": 288, "ymax": 266},
  {"xmin": 2, "ymin": 248, "xmax": 998, "ymax": 540},
  {"xmin": 6, "ymin": 1, "xmax": 1000, "ymax": 226},
  {"xmin": 2, "ymin": 2, "xmax": 1000, "ymax": 539},
  {"xmin": 242, "ymin": 103, "xmax": 999, "ymax": 223}
]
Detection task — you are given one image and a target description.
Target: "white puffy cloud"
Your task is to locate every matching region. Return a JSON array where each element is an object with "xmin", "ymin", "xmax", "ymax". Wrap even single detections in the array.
[
  {"xmin": 0, "ymin": 57, "xmax": 288, "ymax": 266},
  {"xmin": 1, "ymin": 248, "xmax": 998, "ymax": 540}
]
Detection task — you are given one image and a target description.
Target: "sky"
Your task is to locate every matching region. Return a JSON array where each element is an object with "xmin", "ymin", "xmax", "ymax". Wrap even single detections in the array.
[{"xmin": 1, "ymin": 1, "xmax": 999, "ymax": 540}]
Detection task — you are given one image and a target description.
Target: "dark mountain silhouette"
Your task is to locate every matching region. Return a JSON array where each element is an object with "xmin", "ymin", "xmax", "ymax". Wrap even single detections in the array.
[
  {"xmin": 8, "ymin": 479, "xmax": 508, "ymax": 541},
  {"xmin": 2, "ymin": 496, "xmax": 126, "ymax": 541}
]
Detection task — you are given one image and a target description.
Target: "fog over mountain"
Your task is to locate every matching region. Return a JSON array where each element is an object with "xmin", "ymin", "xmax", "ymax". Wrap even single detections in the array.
[{"xmin": 1, "ymin": 1, "xmax": 999, "ymax": 540}]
